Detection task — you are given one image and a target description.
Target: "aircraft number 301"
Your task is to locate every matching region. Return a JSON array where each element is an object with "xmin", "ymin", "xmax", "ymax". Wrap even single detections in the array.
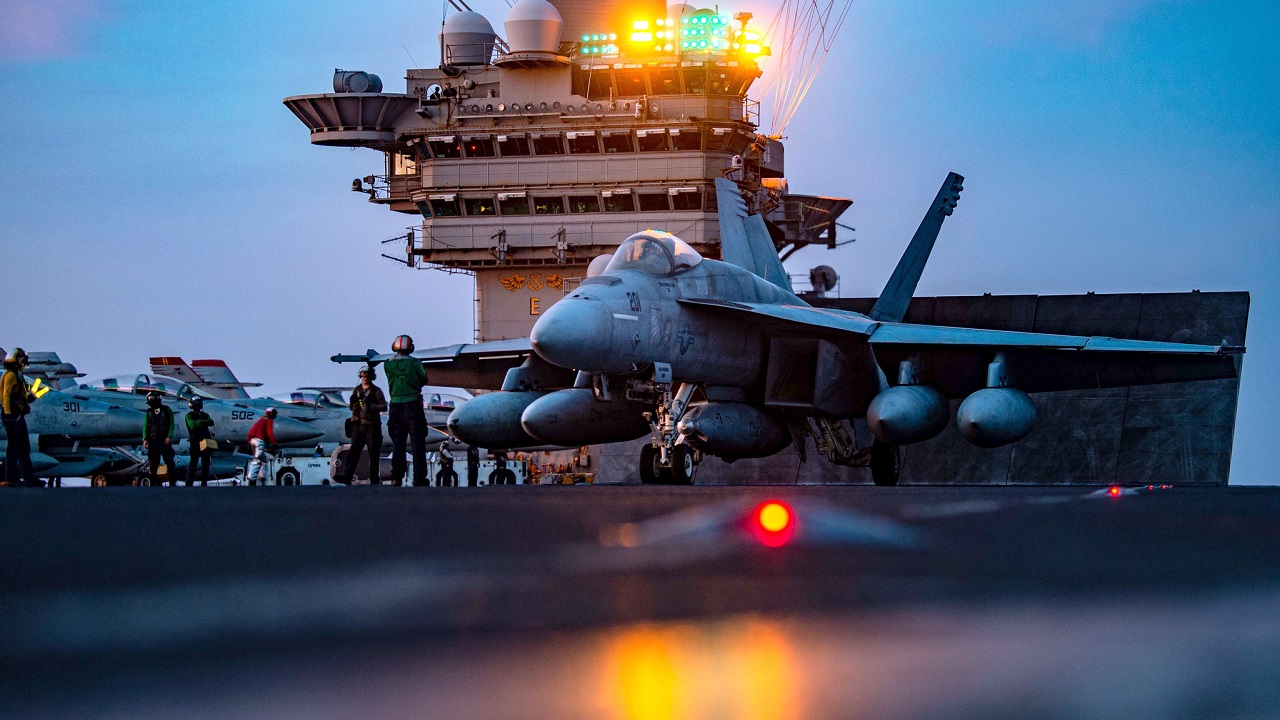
[{"xmin": 63, "ymin": 401, "xmax": 81, "ymax": 412}]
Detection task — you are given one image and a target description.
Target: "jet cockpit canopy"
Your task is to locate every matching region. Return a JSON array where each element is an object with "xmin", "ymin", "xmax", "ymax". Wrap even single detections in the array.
[
  {"xmin": 271, "ymin": 390, "xmax": 345, "ymax": 409},
  {"xmin": 604, "ymin": 231, "xmax": 703, "ymax": 276},
  {"xmin": 88, "ymin": 374, "xmax": 216, "ymax": 401}
]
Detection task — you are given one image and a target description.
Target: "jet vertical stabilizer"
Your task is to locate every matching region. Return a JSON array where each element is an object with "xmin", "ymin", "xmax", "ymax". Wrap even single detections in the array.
[
  {"xmin": 714, "ymin": 178, "xmax": 793, "ymax": 292},
  {"xmin": 149, "ymin": 357, "xmax": 204, "ymax": 386},
  {"xmin": 869, "ymin": 172, "xmax": 964, "ymax": 323},
  {"xmin": 189, "ymin": 359, "xmax": 261, "ymax": 400}
]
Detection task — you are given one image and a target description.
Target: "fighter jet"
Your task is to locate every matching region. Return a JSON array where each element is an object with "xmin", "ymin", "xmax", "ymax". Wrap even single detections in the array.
[
  {"xmin": 147, "ymin": 359, "xmax": 450, "ymax": 450},
  {"xmin": 339, "ymin": 175, "xmax": 1243, "ymax": 485},
  {"xmin": 81, "ymin": 374, "xmax": 325, "ymax": 448},
  {"xmin": 0, "ymin": 351, "xmax": 149, "ymax": 482}
]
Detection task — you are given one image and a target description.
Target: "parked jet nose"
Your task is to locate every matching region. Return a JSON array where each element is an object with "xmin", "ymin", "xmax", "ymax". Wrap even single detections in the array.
[
  {"xmin": 272, "ymin": 416, "xmax": 325, "ymax": 444},
  {"xmin": 530, "ymin": 298, "xmax": 612, "ymax": 371}
]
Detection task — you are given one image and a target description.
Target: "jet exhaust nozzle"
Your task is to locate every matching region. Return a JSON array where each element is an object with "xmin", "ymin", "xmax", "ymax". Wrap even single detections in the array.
[
  {"xmin": 677, "ymin": 402, "xmax": 789, "ymax": 460},
  {"xmin": 521, "ymin": 388, "xmax": 649, "ymax": 446},
  {"xmin": 866, "ymin": 385, "xmax": 949, "ymax": 445},
  {"xmin": 956, "ymin": 388, "xmax": 1036, "ymax": 448}
]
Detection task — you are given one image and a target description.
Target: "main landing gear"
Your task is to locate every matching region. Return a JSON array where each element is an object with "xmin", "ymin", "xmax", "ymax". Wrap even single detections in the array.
[
  {"xmin": 810, "ymin": 417, "xmax": 902, "ymax": 486},
  {"xmin": 638, "ymin": 381, "xmax": 699, "ymax": 485}
]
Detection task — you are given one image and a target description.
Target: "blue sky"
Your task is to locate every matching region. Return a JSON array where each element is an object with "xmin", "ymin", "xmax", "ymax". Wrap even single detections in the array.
[{"xmin": 1, "ymin": 0, "xmax": 1276, "ymax": 482}]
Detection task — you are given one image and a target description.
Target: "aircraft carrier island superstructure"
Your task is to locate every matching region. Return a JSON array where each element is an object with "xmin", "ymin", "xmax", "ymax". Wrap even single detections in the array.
[{"xmin": 284, "ymin": 0, "xmax": 849, "ymax": 341}]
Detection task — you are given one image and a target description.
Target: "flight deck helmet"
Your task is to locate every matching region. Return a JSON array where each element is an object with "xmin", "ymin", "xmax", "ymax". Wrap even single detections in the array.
[
  {"xmin": 264, "ymin": 407, "xmax": 278, "ymax": 418},
  {"xmin": 392, "ymin": 335, "xmax": 415, "ymax": 354},
  {"xmin": 4, "ymin": 347, "xmax": 28, "ymax": 370},
  {"xmin": 188, "ymin": 397, "xmax": 204, "ymax": 411},
  {"xmin": 359, "ymin": 367, "xmax": 376, "ymax": 381},
  {"xmin": 146, "ymin": 390, "xmax": 163, "ymax": 407}
]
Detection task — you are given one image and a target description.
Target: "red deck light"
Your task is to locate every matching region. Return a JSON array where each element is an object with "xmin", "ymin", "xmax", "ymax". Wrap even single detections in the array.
[{"xmin": 750, "ymin": 500, "xmax": 796, "ymax": 547}]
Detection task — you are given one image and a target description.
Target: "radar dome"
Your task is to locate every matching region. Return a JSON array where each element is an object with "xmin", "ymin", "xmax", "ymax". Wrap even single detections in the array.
[
  {"xmin": 667, "ymin": 3, "xmax": 696, "ymax": 23},
  {"xmin": 503, "ymin": 0, "xmax": 562, "ymax": 54},
  {"xmin": 442, "ymin": 10, "xmax": 498, "ymax": 65}
]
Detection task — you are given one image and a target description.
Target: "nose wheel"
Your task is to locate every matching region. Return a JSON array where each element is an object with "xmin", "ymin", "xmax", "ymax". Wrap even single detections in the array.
[
  {"xmin": 638, "ymin": 444, "xmax": 697, "ymax": 485},
  {"xmin": 639, "ymin": 444, "xmax": 669, "ymax": 484},
  {"xmin": 639, "ymin": 382, "xmax": 700, "ymax": 485}
]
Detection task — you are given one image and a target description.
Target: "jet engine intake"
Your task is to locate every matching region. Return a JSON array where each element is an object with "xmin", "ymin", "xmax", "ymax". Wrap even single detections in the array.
[
  {"xmin": 676, "ymin": 402, "xmax": 789, "ymax": 460},
  {"xmin": 956, "ymin": 388, "xmax": 1036, "ymax": 448},
  {"xmin": 520, "ymin": 388, "xmax": 650, "ymax": 446},
  {"xmin": 866, "ymin": 385, "xmax": 949, "ymax": 445},
  {"xmin": 446, "ymin": 391, "xmax": 547, "ymax": 449}
]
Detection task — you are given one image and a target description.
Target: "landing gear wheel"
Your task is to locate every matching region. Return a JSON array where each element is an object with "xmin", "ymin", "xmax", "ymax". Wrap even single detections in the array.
[
  {"xmin": 92, "ymin": 475, "xmax": 108, "ymax": 488},
  {"xmin": 670, "ymin": 445, "xmax": 696, "ymax": 485},
  {"xmin": 277, "ymin": 468, "xmax": 301, "ymax": 486},
  {"xmin": 870, "ymin": 440, "xmax": 901, "ymax": 487},
  {"xmin": 639, "ymin": 444, "xmax": 664, "ymax": 485}
]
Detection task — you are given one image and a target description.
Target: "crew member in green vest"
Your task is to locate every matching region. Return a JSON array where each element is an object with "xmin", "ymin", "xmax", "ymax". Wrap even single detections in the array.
[
  {"xmin": 384, "ymin": 334, "xmax": 429, "ymax": 486},
  {"xmin": 143, "ymin": 390, "xmax": 177, "ymax": 486},
  {"xmin": 185, "ymin": 396, "xmax": 216, "ymax": 486}
]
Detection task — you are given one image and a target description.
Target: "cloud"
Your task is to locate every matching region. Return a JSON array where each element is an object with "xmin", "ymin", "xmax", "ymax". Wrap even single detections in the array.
[
  {"xmin": 974, "ymin": 0, "xmax": 1182, "ymax": 45},
  {"xmin": 0, "ymin": 0, "xmax": 105, "ymax": 61}
]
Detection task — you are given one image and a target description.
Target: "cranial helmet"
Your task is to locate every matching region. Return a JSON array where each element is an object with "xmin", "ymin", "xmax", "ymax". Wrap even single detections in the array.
[
  {"xmin": 188, "ymin": 397, "xmax": 204, "ymax": 410},
  {"xmin": 359, "ymin": 367, "xmax": 376, "ymax": 380},
  {"xmin": 264, "ymin": 407, "xmax": 278, "ymax": 418},
  {"xmin": 392, "ymin": 335, "xmax": 415, "ymax": 354},
  {"xmin": 147, "ymin": 390, "xmax": 163, "ymax": 407},
  {"xmin": 4, "ymin": 347, "xmax": 28, "ymax": 369}
]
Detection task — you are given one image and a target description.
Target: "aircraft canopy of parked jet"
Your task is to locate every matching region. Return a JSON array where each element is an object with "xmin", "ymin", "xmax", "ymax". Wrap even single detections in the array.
[
  {"xmin": 604, "ymin": 231, "xmax": 704, "ymax": 276},
  {"xmin": 87, "ymin": 374, "xmax": 218, "ymax": 402}
]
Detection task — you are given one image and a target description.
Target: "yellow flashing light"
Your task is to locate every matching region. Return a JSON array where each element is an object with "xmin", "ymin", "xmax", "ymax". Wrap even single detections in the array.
[
  {"xmin": 743, "ymin": 42, "xmax": 762, "ymax": 54},
  {"xmin": 631, "ymin": 31, "xmax": 653, "ymax": 42},
  {"xmin": 632, "ymin": 19, "xmax": 650, "ymax": 30}
]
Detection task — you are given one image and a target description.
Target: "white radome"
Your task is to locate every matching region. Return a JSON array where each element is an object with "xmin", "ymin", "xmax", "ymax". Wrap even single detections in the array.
[{"xmin": 503, "ymin": 0, "xmax": 562, "ymax": 53}]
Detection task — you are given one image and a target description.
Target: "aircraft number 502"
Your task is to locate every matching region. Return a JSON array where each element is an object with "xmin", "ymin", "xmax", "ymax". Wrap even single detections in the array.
[{"xmin": 231, "ymin": 410, "xmax": 255, "ymax": 420}]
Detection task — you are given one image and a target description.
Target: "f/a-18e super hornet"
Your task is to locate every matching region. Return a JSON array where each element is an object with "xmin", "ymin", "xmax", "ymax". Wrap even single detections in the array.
[{"xmin": 338, "ymin": 175, "xmax": 1243, "ymax": 485}]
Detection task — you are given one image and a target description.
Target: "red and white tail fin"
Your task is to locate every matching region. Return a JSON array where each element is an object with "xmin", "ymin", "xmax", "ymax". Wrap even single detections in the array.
[
  {"xmin": 149, "ymin": 357, "xmax": 205, "ymax": 386},
  {"xmin": 190, "ymin": 359, "xmax": 263, "ymax": 400}
]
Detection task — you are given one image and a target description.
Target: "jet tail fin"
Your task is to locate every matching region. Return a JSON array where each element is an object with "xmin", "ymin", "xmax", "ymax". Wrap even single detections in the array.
[
  {"xmin": 869, "ymin": 172, "xmax": 964, "ymax": 323},
  {"xmin": 150, "ymin": 357, "xmax": 203, "ymax": 386},
  {"xmin": 189, "ymin": 359, "xmax": 261, "ymax": 400},
  {"xmin": 715, "ymin": 178, "xmax": 793, "ymax": 292}
]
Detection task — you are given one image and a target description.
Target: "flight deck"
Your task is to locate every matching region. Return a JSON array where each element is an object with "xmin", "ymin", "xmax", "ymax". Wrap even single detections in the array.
[{"xmin": 4, "ymin": 483, "xmax": 1279, "ymax": 718}]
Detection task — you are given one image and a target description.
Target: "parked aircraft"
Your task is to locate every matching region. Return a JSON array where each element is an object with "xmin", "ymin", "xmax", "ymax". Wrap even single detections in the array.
[
  {"xmin": 0, "ymin": 351, "xmax": 148, "ymax": 482},
  {"xmin": 338, "ymin": 174, "xmax": 1242, "ymax": 485},
  {"xmin": 147, "ymin": 359, "xmax": 451, "ymax": 450},
  {"xmin": 82, "ymin": 374, "xmax": 324, "ymax": 448}
]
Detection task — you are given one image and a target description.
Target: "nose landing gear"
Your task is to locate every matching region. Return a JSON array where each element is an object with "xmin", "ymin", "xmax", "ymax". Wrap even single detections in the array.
[{"xmin": 638, "ymin": 381, "xmax": 699, "ymax": 485}]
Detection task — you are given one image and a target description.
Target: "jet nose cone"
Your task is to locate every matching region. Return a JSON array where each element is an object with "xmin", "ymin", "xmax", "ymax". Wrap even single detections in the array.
[
  {"xmin": 273, "ymin": 416, "xmax": 325, "ymax": 443},
  {"xmin": 530, "ymin": 298, "xmax": 612, "ymax": 371}
]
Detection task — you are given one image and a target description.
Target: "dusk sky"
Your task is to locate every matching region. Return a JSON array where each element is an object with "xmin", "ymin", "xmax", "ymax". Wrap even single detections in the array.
[{"xmin": 1, "ymin": 0, "xmax": 1276, "ymax": 482}]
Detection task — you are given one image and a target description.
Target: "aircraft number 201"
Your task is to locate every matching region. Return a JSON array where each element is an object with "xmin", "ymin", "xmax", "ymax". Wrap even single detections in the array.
[{"xmin": 627, "ymin": 292, "xmax": 642, "ymax": 312}]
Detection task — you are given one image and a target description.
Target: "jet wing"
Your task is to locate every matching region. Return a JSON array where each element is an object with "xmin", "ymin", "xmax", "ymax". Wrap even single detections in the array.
[
  {"xmin": 679, "ymin": 299, "xmax": 1243, "ymax": 396},
  {"xmin": 332, "ymin": 338, "xmax": 536, "ymax": 390}
]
